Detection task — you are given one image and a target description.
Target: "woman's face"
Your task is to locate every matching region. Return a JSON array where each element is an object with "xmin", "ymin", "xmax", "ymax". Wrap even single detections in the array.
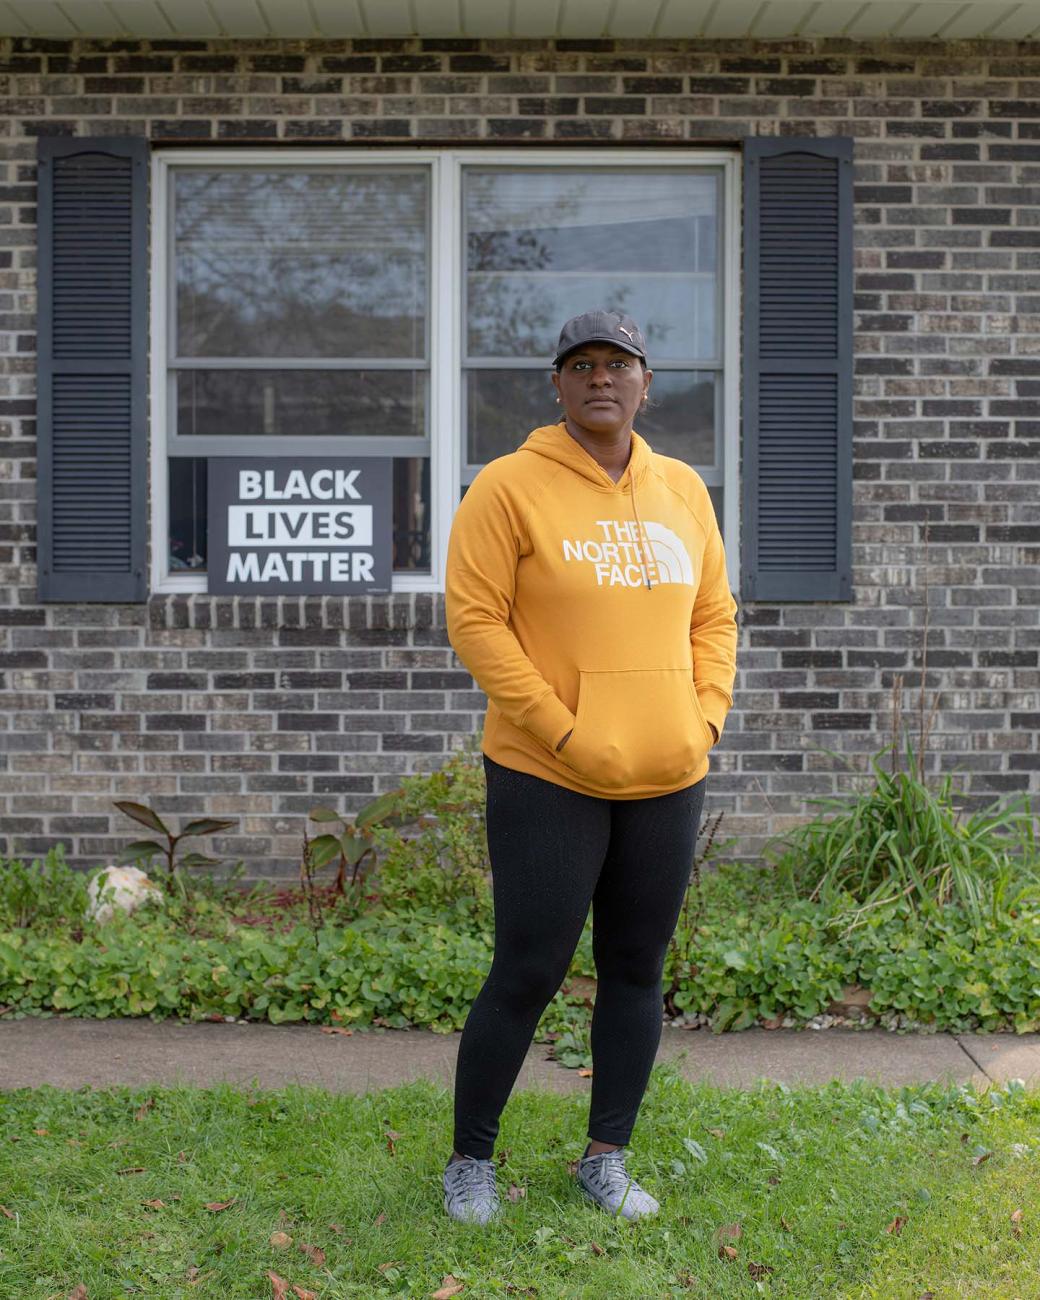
[{"xmin": 551, "ymin": 342, "xmax": 651, "ymax": 436}]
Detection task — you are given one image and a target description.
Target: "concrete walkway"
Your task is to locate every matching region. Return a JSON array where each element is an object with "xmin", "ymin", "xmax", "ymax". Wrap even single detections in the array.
[{"xmin": 1, "ymin": 1017, "xmax": 1039, "ymax": 1092}]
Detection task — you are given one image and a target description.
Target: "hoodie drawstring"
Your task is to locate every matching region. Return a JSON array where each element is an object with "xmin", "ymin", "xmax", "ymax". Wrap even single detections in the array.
[{"xmin": 629, "ymin": 469, "xmax": 654, "ymax": 591}]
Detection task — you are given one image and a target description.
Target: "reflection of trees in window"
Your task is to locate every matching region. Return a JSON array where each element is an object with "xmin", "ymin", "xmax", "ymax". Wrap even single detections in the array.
[
  {"xmin": 174, "ymin": 171, "xmax": 428, "ymax": 358},
  {"xmin": 465, "ymin": 177, "xmax": 702, "ymax": 358}
]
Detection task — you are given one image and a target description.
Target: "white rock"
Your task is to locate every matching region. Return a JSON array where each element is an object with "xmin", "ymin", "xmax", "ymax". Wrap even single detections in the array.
[{"xmin": 86, "ymin": 865, "xmax": 165, "ymax": 924}]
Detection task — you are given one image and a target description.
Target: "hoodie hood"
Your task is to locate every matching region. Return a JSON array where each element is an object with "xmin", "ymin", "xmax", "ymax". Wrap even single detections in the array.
[{"xmin": 518, "ymin": 422, "xmax": 656, "ymax": 588}]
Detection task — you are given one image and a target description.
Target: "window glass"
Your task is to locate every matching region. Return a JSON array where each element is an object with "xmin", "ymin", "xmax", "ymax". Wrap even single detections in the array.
[
  {"xmin": 176, "ymin": 370, "xmax": 426, "ymax": 439},
  {"xmin": 464, "ymin": 169, "xmax": 717, "ymax": 360},
  {"xmin": 174, "ymin": 169, "xmax": 428, "ymax": 358}
]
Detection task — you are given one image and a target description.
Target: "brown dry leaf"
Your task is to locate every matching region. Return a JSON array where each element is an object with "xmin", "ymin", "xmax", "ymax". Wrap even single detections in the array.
[
  {"xmin": 319, "ymin": 1026, "xmax": 354, "ymax": 1036},
  {"xmin": 299, "ymin": 1243, "xmax": 325, "ymax": 1267},
  {"xmin": 780, "ymin": 1214, "xmax": 793, "ymax": 1232},
  {"xmin": 767, "ymin": 1174, "xmax": 781, "ymax": 1186},
  {"xmin": 565, "ymin": 1160, "xmax": 580, "ymax": 1176},
  {"xmin": 291, "ymin": 1287, "xmax": 317, "ymax": 1300},
  {"xmin": 204, "ymin": 1198, "xmax": 237, "ymax": 1212},
  {"xmin": 385, "ymin": 1129, "xmax": 402, "ymax": 1155},
  {"xmin": 67, "ymin": 1287, "xmax": 88, "ymax": 1300},
  {"xmin": 267, "ymin": 1271, "xmax": 289, "ymax": 1299},
  {"xmin": 920, "ymin": 1293, "xmax": 935, "ymax": 1299},
  {"xmin": 506, "ymin": 1184, "xmax": 527, "ymax": 1202},
  {"xmin": 377, "ymin": 1260, "xmax": 403, "ymax": 1273},
  {"xmin": 373, "ymin": 1211, "xmax": 387, "ymax": 1226},
  {"xmin": 134, "ymin": 1098, "xmax": 155, "ymax": 1121},
  {"xmin": 66, "ymin": 1138, "xmax": 82, "ymax": 1147},
  {"xmin": 577, "ymin": 1068, "xmax": 593, "ymax": 1078},
  {"xmin": 432, "ymin": 1276, "xmax": 465, "ymax": 1299},
  {"xmin": 716, "ymin": 1222, "xmax": 742, "ymax": 1244},
  {"xmin": 748, "ymin": 1261, "xmax": 774, "ymax": 1280},
  {"xmin": 33, "ymin": 1128, "xmax": 49, "ymax": 1135},
  {"xmin": 718, "ymin": 1244, "xmax": 738, "ymax": 1261},
  {"xmin": 141, "ymin": 1199, "xmax": 166, "ymax": 1210},
  {"xmin": 0, "ymin": 1204, "xmax": 15, "ymax": 1218},
  {"xmin": 269, "ymin": 1231, "xmax": 292, "ymax": 1248},
  {"xmin": 760, "ymin": 1015, "xmax": 784, "ymax": 1030},
  {"xmin": 327, "ymin": 1223, "xmax": 344, "ymax": 1233},
  {"xmin": 960, "ymin": 1133, "xmax": 969, "ymax": 1144},
  {"xmin": 176, "ymin": 1150, "xmax": 189, "ymax": 1163},
  {"xmin": 972, "ymin": 1150, "xmax": 992, "ymax": 1167},
  {"xmin": 676, "ymin": 1270, "xmax": 699, "ymax": 1289},
  {"xmin": 590, "ymin": 1241, "xmax": 605, "ymax": 1256},
  {"xmin": 117, "ymin": 1167, "xmax": 147, "ymax": 1176},
  {"xmin": 1011, "ymin": 1208, "xmax": 1023, "ymax": 1238},
  {"xmin": 885, "ymin": 1216, "xmax": 907, "ymax": 1236},
  {"xmin": 706, "ymin": 1128, "xmax": 725, "ymax": 1140}
]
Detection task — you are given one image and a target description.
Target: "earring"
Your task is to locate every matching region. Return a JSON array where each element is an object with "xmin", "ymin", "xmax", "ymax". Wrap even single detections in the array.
[{"xmin": 555, "ymin": 397, "xmax": 561, "ymax": 404}]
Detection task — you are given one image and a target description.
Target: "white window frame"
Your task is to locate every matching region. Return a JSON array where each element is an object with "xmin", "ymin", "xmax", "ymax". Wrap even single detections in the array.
[{"xmin": 150, "ymin": 147, "xmax": 741, "ymax": 596}]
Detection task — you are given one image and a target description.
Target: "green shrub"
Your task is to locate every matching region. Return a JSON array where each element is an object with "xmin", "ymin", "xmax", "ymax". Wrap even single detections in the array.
[
  {"xmin": 367, "ymin": 748, "xmax": 492, "ymax": 924},
  {"xmin": 764, "ymin": 734, "xmax": 1040, "ymax": 929},
  {"xmin": 0, "ymin": 845, "xmax": 89, "ymax": 930}
]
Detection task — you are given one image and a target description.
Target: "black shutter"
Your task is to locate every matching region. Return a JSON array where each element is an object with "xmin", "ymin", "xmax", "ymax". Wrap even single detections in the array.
[
  {"xmin": 37, "ymin": 137, "xmax": 149, "ymax": 602},
  {"xmin": 741, "ymin": 136, "xmax": 853, "ymax": 602}
]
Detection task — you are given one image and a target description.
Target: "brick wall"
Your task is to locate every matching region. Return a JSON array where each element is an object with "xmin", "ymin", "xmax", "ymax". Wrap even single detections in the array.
[{"xmin": 1, "ymin": 33, "xmax": 1039, "ymax": 880}]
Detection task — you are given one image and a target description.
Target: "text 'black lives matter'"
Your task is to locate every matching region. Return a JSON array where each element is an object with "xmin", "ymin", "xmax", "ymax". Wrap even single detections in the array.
[{"xmin": 206, "ymin": 457, "xmax": 393, "ymax": 595}]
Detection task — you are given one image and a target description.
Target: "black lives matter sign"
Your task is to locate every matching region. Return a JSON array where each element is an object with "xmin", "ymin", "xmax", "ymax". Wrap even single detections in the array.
[{"xmin": 207, "ymin": 457, "xmax": 393, "ymax": 595}]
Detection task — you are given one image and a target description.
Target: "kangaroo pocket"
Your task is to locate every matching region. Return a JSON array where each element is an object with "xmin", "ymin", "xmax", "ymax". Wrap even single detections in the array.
[{"xmin": 558, "ymin": 667, "xmax": 712, "ymax": 790}]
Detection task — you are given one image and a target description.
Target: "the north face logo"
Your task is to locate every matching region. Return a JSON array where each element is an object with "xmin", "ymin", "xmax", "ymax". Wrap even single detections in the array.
[{"xmin": 562, "ymin": 520, "xmax": 694, "ymax": 587}]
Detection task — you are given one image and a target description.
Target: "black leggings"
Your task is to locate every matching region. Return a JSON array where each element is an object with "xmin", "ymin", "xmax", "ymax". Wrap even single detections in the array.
[{"xmin": 452, "ymin": 754, "xmax": 707, "ymax": 1160}]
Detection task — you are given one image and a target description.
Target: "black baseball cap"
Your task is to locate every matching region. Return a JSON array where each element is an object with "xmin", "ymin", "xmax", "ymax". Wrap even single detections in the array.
[{"xmin": 552, "ymin": 309, "xmax": 648, "ymax": 367}]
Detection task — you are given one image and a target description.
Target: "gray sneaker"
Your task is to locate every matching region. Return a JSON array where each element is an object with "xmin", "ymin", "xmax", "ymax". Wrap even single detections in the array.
[
  {"xmin": 443, "ymin": 1154, "xmax": 501, "ymax": 1225},
  {"xmin": 576, "ymin": 1145, "xmax": 660, "ymax": 1221}
]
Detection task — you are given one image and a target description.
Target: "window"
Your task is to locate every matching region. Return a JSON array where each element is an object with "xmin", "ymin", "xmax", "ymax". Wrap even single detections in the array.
[{"xmin": 150, "ymin": 149, "xmax": 739, "ymax": 595}]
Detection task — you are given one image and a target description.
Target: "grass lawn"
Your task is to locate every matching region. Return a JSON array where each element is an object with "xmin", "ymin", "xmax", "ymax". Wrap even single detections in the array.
[{"xmin": 1, "ymin": 1066, "xmax": 1037, "ymax": 1299}]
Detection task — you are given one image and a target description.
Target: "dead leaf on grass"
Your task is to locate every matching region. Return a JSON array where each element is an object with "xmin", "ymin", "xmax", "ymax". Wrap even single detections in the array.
[
  {"xmin": 141, "ymin": 1199, "xmax": 166, "ymax": 1210},
  {"xmin": 267, "ymin": 1271, "xmax": 289, "ymax": 1299},
  {"xmin": 972, "ymin": 1150, "xmax": 992, "ymax": 1167},
  {"xmin": 432, "ymin": 1276, "xmax": 465, "ymax": 1298},
  {"xmin": 706, "ymin": 1128, "xmax": 725, "ymax": 1140},
  {"xmin": 204, "ymin": 1198, "xmax": 237, "ymax": 1212},
  {"xmin": 716, "ymin": 1222, "xmax": 742, "ymax": 1244},
  {"xmin": 577, "ymin": 1068, "xmax": 593, "ymax": 1078},
  {"xmin": 373, "ymin": 1211, "xmax": 387, "ymax": 1226},
  {"xmin": 117, "ymin": 1167, "xmax": 147, "ymax": 1176},
  {"xmin": 299, "ymin": 1243, "xmax": 325, "ymax": 1267},
  {"xmin": 33, "ymin": 1128, "xmax": 49, "ymax": 1135},
  {"xmin": 565, "ymin": 1160, "xmax": 579, "ymax": 1176},
  {"xmin": 1011, "ymin": 1208, "xmax": 1023, "ymax": 1238},
  {"xmin": 0, "ymin": 1204, "xmax": 15, "ymax": 1218},
  {"xmin": 506, "ymin": 1184, "xmax": 527, "ymax": 1202},
  {"xmin": 675, "ymin": 1270, "xmax": 699, "ymax": 1289},
  {"xmin": 269, "ymin": 1231, "xmax": 292, "ymax": 1248},
  {"xmin": 885, "ymin": 1216, "xmax": 907, "ymax": 1236},
  {"xmin": 780, "ymin": 1214, "xmax": 793, "ymax": 1232},
  {"xmin": 385, "ymin": 1129, "xmax": 402, "ymax": 1155},
  {"xmin": 134, "ymin": 1098, "xmax": 155, "ymax": 1121},
  {"xmin": 292, "ymin": 1286, "xmax": 317, "ymax": 1300},
  {"xmin": 66, "ymin": 1287, "xmax": 88, "ymax": 1300},
  {"xmin": 718, "ymin": 1245, "xmax": 738, "ymax": 1261},
  {"xmin": 590, "ymin": 1241, "xmax": 605, "ymax": 1256},
  {"xmin": 377, "ymin": 1260, "xmax": 403, "ymax": 1273},
  {"xmin": 748, "ymin": 1261, "xmax": 774, "ymax": 1280}
]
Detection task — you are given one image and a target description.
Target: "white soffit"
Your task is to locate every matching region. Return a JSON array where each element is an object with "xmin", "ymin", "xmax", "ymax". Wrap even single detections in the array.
[{"xmin": 0, "ymin": 0, "xmax": 1038, "ymax": 41}]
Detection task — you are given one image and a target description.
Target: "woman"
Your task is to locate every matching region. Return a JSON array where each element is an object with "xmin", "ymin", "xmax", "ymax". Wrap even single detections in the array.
[{"xmin": 442, "ymin": 309, "xmax": 738, "ymax": 1225}]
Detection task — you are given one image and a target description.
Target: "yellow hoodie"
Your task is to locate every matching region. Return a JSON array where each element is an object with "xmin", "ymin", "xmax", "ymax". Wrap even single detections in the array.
[{"xmin": 445, "ymin": 421, "xmax": 739, "ymax": 799}]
